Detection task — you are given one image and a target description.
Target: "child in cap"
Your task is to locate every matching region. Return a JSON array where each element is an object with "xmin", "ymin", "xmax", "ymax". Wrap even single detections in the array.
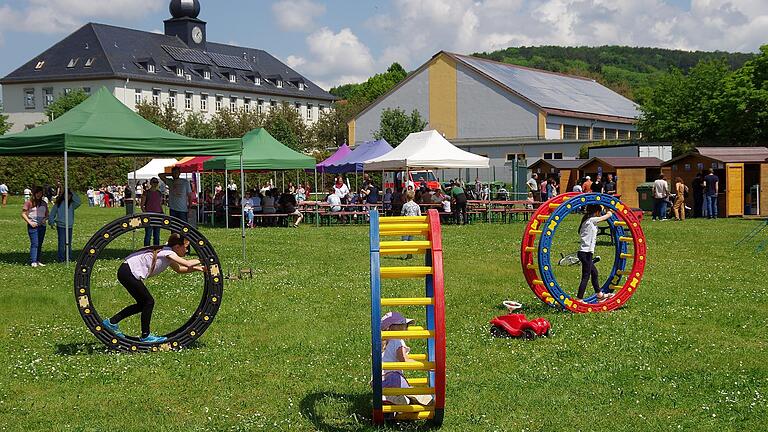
[{"xmin": 380, "ymin": 311, "xmax": 434, "ymax": 406}]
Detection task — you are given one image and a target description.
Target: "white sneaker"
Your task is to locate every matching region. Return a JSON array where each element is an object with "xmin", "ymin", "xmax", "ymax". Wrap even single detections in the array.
[
  {"xmin": 36, "ymin": 262, "xmax": 46, "ymax": 267},
  {"xmin": 31, "ymin": 262, "xmax": 38, "ymax": 268}
]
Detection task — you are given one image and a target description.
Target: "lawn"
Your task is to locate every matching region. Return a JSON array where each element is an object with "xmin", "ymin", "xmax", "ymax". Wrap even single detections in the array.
[{"xmin": 0, "ymin": 197, "xmax": 766, "ymax": 431}]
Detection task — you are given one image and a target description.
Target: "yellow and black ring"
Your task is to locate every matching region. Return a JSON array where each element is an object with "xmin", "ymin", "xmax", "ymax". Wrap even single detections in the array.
[{"xmin": 74, "ymin": 213, "xmax": 223, "ymax": 352}]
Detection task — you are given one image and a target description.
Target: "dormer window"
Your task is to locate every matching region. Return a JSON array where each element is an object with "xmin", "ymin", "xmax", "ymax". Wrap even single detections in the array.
[
  {"xmin": 35, "ymin": 61, "xmax": 45, "ymax": 70},
  {"xmin": 204, "ymin": 70, "xmax": 211, "ymax": 80},
  {"xmin": 85, "ymin": 58, "xmax": 96, "ymax": 68},
  {"xmin": 298, "ymin": 82, "xmax": 305, "ymax": 91},
  {"xmin": 254, "ymin": 77, "xmax": 261, "ymax": 86},
  {"xmin": 276, "ymin": 80, "xmax": 283, "ymax": 88},
  {"xmin": 176, "ymin": 67, "xmax": 184, "ymax": 77},
  {"xmin": 147, "ymin": 63, "xmax": 156, "ymax": 73},
  {"xmin": 229, "ymin": 73, "xmax": 237, "ymax": 83},
  {"xmin": 67, "ymin": 58, "xmax": 79, "ymax": 68},
  {"xmin": 185, "ymin": 74, "xmax": 192, "ymax": 81}
]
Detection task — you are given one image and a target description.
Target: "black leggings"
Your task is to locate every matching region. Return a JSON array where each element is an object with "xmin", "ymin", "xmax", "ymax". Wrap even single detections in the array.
[
  {"xmin": 454, "ymin": 196, "xmax": 467, "ymax": 224},
  {"xmin": 111, "ymin": 263, "xmax": 155, "ymax": 338},
  {"xmin": 577, "ymin": 251, "xmax": 600, "ymax": 299}
]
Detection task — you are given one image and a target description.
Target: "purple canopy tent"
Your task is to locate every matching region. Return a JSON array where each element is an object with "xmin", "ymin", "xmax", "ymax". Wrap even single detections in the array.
[
  {"xmin": 316, "ymin": 143, "xmax": 352, "ymax": 173},
  {"xmin": 325, "ymin": 139, "xmax": 393, "ymax": 174}
]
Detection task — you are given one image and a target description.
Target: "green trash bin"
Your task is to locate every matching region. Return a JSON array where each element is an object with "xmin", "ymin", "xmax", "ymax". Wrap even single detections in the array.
[{"xmin": 636, "ymin": 182, "xmax": 655, "ymax": 212}]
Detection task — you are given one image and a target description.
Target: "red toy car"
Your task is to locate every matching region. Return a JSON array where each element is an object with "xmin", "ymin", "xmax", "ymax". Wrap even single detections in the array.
[{"xmin": 490, "ymin": 314, "xmax": 551, "ymax": 340}]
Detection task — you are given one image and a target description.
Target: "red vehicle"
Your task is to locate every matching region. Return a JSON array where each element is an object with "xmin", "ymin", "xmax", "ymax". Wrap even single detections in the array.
[
  {"xmin": 392, "ymin": 171, "xmax": 440, "ymax": 190},
  {"xmin": 490, "ymin": 314, "xmax": 551, "ymax": 340}
]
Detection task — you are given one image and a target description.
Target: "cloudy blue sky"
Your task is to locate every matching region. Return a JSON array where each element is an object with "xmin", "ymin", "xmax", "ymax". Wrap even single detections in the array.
[{"xmin": 0, "ymin": 0, "xmax": 767, "ymax": 90}]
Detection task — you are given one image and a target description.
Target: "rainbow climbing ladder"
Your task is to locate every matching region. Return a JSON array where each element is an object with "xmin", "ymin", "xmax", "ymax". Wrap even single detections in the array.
[{"xmin": 369, "ymin": 209, "xmax": 446, "ymax": 425}]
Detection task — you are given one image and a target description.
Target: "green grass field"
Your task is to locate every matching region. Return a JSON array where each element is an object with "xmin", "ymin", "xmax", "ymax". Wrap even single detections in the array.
[{"xmin": 0, "ymin": 197, "xmax": 766, "ymax": 431}]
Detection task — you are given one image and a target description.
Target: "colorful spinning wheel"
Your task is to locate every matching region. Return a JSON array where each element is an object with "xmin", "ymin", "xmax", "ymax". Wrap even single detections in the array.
[
  {"xmin": 74, "ymin": 213, "xmax": 223, "ymax": 352},
  {"xmin": 521, "ymin": 193, "xmax": 646, "ymax": 312}
]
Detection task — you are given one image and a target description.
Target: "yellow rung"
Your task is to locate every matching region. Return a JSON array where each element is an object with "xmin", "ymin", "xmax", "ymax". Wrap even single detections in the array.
[
  {"xmin": 529, "ymin": 229, "xmax": 542, "ymax": 235},
  {"xmin": 548, "ymin": 203, "xmax": 561, "ymax": 208},
  {"xmin": 380, "ymin": 249, "xmax": 421, "ymax": 255},
  {"xmin": 408, "ymin": 377, "xmax": 429, "ymax": 387},
  {"xmin": 379, "ymin": 224, "xmax": 429, "ymax": 236},
  {"xmin": 380, "ymin": 240, "xmax": 431, "ymax": 249},
  {"xmin": 610, "ymin": 285, "xmax": 623, "ymax": 290},
  {"xmin": 381, "ymin": 297, "xmax": 434, "ymax": 306},
  {"xmin": 527, "ymin": 264, "xmax": 537, "ymax": 270},
  {"xmin": 620, "ymin": 253, "xmax": 632, "ymax": 259},
  {"xmin": 616, "ymin": 270, "xmax": 630, "ymax": 276},
  {"xmin": 532, "ymin": 279, "xmax": 544, "ymax": 285},
  {"xmin": 379, "ymin": 216, "xmax": 427, "ymax": 224},
  {"xmin": 536, "ymin": 214, "xmax": 549, "ymax": 220},
  {"xmin": 380, "ymin": 266, "xmax": 432, "ymax": 279},
  {"xmin": 409, "ymin": 353, "xmax": 427, "ymax": 361},
  {"xmin": 524, "ymin": 247, "xmax": 536, "ymax": 253},
  {"xmin": 619, "ymin": 236, "xmax": 633, "ymax": 242},
  {"xmin": 613, "ymin": 221, "xmax": 627, "ymax": 227},
  {"xmin": 382, "ymin": 361, "xmax": 435, "ymax": 371},
  {"xmin": 394, "ymin": 411, "xmax": 434, "ymax": 420},
  {"xmin": 382, "ymin": 387, "xmax": 435, "ymax": 396},
  {"xmin": 382, "ymin": 329, "xmax": 434, "ymax": 339},
  {"xmin": 382, "ymin": 404, "xmax": 435, "ymax": 413}
]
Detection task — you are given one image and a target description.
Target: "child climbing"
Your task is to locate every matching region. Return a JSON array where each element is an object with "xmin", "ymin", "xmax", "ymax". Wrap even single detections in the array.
[
  {"xmin": 577, "ymin": 204, "xmax": 614, "ymax": 301},
  {"xmin": 102, "ymin": 233, "xmax": 207, "ymax": 343},
  {"xmin": 380, "ymin": 311, "xmax": 434, "ymax": 407}
]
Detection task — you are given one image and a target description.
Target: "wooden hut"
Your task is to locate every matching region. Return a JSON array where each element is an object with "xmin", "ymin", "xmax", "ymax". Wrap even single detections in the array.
[
  {"xmin": 528, "ymin": 159, "xmax": 583, "ymax": 193},
  {"xmin": 661, "ymin": 147, "xmax": 768, "ymax": 217},
  {"xmin": 578, "ymin": 157, "xmax": 663, "ymax": 208}
]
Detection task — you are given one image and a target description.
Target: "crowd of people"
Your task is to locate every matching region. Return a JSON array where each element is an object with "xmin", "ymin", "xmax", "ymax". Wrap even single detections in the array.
[{"xmin": 651, "ymin": 169, "xmax": 719, "ymax": 221}]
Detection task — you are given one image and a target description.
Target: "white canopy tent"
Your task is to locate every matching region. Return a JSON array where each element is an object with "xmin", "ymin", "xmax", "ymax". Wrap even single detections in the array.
[
  {"xmin": 127, "ymin": 158, "xmax": 192, "ymax": 182},
  {"xmin": 363, "ymin": 130, "xmax": 490, "ymax": 170}
]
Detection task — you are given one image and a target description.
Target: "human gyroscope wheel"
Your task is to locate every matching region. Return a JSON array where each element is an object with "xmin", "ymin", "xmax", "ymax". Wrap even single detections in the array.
[
  {"xmin": 74, "ymin": 213, "xmax": 223, "ymax": 352},
  {"xmin": 521, "ymin": 193, "xmax": 646, "ymax": 313}
]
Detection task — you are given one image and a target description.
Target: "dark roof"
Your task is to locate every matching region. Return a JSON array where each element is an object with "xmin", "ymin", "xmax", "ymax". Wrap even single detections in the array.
[
  {"xmin": 696, "ymin": 146, "xmax": 768, "ymax": 163},
  {"xmin": 581, "ymin": 157, "xmax": 663, "ymax": 169},
  {"xmin": 1, "ymin": 23, "xmax": 335, "ymax": 102},
  {"xmin": 528, "ymin": 159, "xmax": 584, "ymax": 170}
]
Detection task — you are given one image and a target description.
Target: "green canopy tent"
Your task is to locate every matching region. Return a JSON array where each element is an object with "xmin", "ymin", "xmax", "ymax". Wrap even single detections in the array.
[
  {"xmin": 0, "ymin": 87, "xmax": 244, "ymax": 263},
  {"xmin": 203, "ymin": 128, "xmax": 318, "ymax": 228}
]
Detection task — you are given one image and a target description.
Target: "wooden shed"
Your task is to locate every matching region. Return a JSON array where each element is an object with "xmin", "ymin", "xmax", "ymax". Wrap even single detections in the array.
[
  {"xmin": 579, "ymin": 157, "xmax": 663, "ymax": 208},
  {"xmin": 528, "ymin": 159, "xmax": 583, "ymax": 192},
  {"xmin": 661, "ymin": 147, "xmax": 768, "ymax": 217}
]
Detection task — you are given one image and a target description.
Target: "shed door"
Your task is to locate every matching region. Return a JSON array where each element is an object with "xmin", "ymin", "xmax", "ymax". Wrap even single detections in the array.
[{"xmin": 726, "ymin": 163, "xmax": 744, "ymax": 216}]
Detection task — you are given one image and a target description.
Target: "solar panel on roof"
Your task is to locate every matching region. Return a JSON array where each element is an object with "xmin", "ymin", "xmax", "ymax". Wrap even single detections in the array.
[
  {"xmin": 162, "ymin": 45, "xmax": 212, "ymax": 65},
  {"xmin": 208, "ymin": 52, "xmax": 252, "ymax": 70}
]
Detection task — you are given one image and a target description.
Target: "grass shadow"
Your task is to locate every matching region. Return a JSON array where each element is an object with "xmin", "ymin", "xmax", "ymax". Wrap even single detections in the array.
[
  {"xmin": 55, "ymin": 338, "xmax": 205, "ymax": 356},
  {"xmin": 0, "ymin": 248, "xmax": 136, "ymax": 265}
]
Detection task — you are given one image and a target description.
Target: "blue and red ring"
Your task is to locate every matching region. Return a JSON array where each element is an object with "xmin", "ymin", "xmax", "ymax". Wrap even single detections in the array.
[{"xmin": 536, "ymin": 193, "xmax": 646, "ymax": 313}]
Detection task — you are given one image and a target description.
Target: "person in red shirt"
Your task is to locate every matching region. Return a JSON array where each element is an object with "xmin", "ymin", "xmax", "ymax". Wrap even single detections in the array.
[{"xmin": 582, "ymin": 176, "xmax": 593, "ymax": 193}]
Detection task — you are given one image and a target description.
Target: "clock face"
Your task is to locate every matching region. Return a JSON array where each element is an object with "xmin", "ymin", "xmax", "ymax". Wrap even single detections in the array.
[{"xmin": 192, "ymin": 26, "xmax": 203, "ymax": 44}]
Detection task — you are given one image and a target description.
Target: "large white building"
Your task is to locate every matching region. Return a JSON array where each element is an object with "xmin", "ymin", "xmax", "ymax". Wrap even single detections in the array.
[{"xmin": 0, "ymin": 0, "xmax": 335, "ymax": 133}]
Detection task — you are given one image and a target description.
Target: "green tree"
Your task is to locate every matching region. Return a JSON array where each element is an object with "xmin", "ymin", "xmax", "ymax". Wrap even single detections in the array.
[
  {"xmin": 136, "ymin": 101, "xmax": 184, "ymax": 133},
  {"xmin": 210, "ymin": 108, "xmax": 264, "ymax": 138},
  {"xmin": 45, "ymin": 89, "xmax": 89, "ymax": 120},
  {"xmin": 310, "ymin": 107, "xmax": 347, "ymax": 148},
  {"xmin": 330, "ymin": 63, "xmax": 408, "ymax": 105},
  {"xmin": 181, "ymin": 112, "xmax": 215, "ymax": 139},
  {"xmin": 263, "ymin": 102, "xmax": 308, "ymax": 151},
  {"xmin": 373, "ymin": 108, "xmax": 427, "ymax": 146},
  {"xmin": 0, "ymin": 113, "xmax": 11, "ymax": 135},
  {"xmin": 714, "ymin": 45, "xmax": 768, "ymax": 144}
]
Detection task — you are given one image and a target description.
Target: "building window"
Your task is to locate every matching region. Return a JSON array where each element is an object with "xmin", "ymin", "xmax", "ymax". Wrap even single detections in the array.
[
  {"xmin": 298, "ymin": 82, "xmax": 305, "ymax": 91},
  {"xmin": 270, "ymin": 100, "xmax": 277, "ymax": 107},
  {"xmin": 543, "ymin": 152, "xmax": 563, "ymax": 160},
  {"xmin": 67, "ymin": 58, "xmax": 79, "ymax": 68},
  {"xmin": 605, "ymin": 129, "xmax": 617, "ymax": 140},
  {"xmin": 35, "ymin": 61, "xmax": 45, "ymax": 70},
  {"xmin": 257, "ymin": 99, "xmax": 264, "ymax": 114},
  {"xmin": 276, "ymin": 80, "xmax": 283, "ymax": 88},
  {"xmin": 169, "ymin": 91, "xmax": 177, "ymax": 107},
  {"xmin": 230, "ymin": 97, "xmax": 238, "ymax": 111},
  {"xmin": 147, "ymin": 63, "xmax": 156, "ymax": 74},
  {"xmin": 215, "ymin": 96, "xmax": 223, "ymax": 111},
  {"xmin": 592, "ymin": 127, "xmax": 605, "ymax": 140},
  {"xmin": 254, "ymin": 77, "xmax": 261, "ymax": 86},
  {"xmin": 24, "ymin": 88, "xmax": 35, "ymax": 109},
  {"xmin": 307, "ymin": 104, "xmax": 313, "ymax": 120},
  {"xmin": 134, "ymin": 89, "xmax": 142, "ymax": 105},
  {"xmin": 229, "ymin": 73, "xmax": 237, "ymax": 83},
  {"xmin": 176, "ymin": 67, "xmax": 184, "ymax": 77},
  {"xmin": 152, "ymin": 89, "xmax": 161, "ymax": 105},
  {"xmin": 43, "ymin": 88, "xmax": 54, "ymax": 106},
  {"xmin": 577, "ymin": 126, "xmax": 590, "ymax": 140},
  {"xmin": 185, "ymin": 93, "xmax": 193, "ymax": 110},
  {"xmin": 64, "ymin": 88, "xmax": 72, "ymax": 95},
  {"xmin": 505, "ymin": 153, "xmax": 526, "ymax": 162},
  {"xmin": 294, "ymin": 102, "xmax": 301, "ymax": 115},
  {"xmin": 200, "ymin": 94, "xmax": 208, "ymax": 111},
  {"xmin": 85, "ymin": 58, "xmax": 95, "ymax": 68},
  {"xmin": 244, "ymin": 98, "xmax": 251, "ymax": 112},
  {"xmin": 319, "ymin": 104, "xmax": 325, "ymax": 113},
  {"xmin": 82, "ymin": 87, "xmax": 91, "ymax": 95},
  {"xmin": 563, "ymin": 125, "xmax": 577, "ymax": 140},
  {"xmin": 203, "ymin": 70, "xmax": 211, "ymax": 80},
  {"xmin": 618, "ymin": 129, "xmax": 630, "ymax": 140}
]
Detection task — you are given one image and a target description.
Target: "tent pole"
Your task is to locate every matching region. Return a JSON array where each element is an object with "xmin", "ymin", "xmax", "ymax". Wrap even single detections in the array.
[
  {"xmin": 225, "ymin": 170, "xmax": 229, "ymax": 229},
  {"xmin": 281, "ymin": 171, "xmax": 285, "ymax": 191},
  {"xmin": 132, "ymin": 157, "xmax": 137, "ymax": 251},
  {"xmin": 64, "ymin": 151, "xmax": 70, "ymax": 265},
  {"xmin": 314, "ymin": 168, "xmax": 319, "ymax": 227},
  {"xmin": 240, "ymin": 153, "xmax": 246, "ymax": 262},
  {"xmin": 210, "ymin": 171, "xmax": 215, "ymax": 226}
]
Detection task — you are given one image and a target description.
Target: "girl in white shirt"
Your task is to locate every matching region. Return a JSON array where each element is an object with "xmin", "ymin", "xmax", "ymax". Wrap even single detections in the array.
[
  {"xmin": 380, "ymin": 312, "xmax": 433, "ymax": 407},
  {"xmin": 577, "ymin": 205, "xmax": 614, "ymax": 301},
  {"xmin": 102, "ymin": 233, "xmax": 206, "ymax": 343}
]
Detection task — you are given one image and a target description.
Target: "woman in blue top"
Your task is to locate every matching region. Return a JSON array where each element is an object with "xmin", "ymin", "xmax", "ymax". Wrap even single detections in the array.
[
  {"xmin": 48, "ymin": 190, "xmax": 81, "ymax": 262},
  {"xmin": 577, "ymin": 204, "xmax": 614, "ymax": 301}
]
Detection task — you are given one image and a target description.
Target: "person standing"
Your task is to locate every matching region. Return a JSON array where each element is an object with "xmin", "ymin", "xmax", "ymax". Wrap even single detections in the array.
[
  {"xmin": 0, "ymin": 182, "xmax": 8, "ymax": 207},
  {"xmin": 672, "ymin": 177, "xmax": 687, "ymax": 221},
  {"xmin": 527, "ymin": 173, "xmax": 540, "ymax": 202},
  {"xmin": 160, "ymin": 167, "xmax": 193, "ymax": 222},
  {"xmin": 652, "ymin": 174, "xmax": 670, "ymax": 221},
  {"xmin": 603, "ymin": 174, "xmax": 617, "ymax": 196},
  {"xmin": 692, "ymin": 173, "xmax": 704, "ymax": 218},
  {"xmin": 141, "ymin": 178, "xmax": 164, "ymax": 246},
  {"xmin": 23, "ymin": 187, "xmax": 32, "ymax": 202},
  {"xmin": 21, "ymin": 186, "xmax": 48, "ymax": 267},
  {"xmin": 86, "ymin": 187, "xmax": 94, "ymax": 207},
  {"xmin": 333, "ymin": 177, "xmax": 350, "ymax": 204},
  {"xmin": 592, "ymin": 176, "xmax": 603, "ymax": 194},
  {"xmin": 582, "ymin": 176, "xmax": 593, "ymax": 193},
  {"xmin": 703, "ymin": 168, "xmax": 719, "ymax": 219},
  {"xmin": 450, "ymin": 181, "xmax": 468, "ymax": 225},
  {"xmin": 48, "ymin": 190, "xmax": 82, "ymax": 262}
]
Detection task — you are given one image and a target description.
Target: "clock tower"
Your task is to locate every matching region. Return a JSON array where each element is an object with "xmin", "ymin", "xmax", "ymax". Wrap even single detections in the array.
[{"xmin": 164, "ymin": 0, "xmax": 207, "ymax": 50}]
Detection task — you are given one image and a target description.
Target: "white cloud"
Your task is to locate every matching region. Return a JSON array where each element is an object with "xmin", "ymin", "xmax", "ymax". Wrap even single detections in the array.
[
  {"xmin": 271, "ymin": 0, "xmax": 326, "ymax": 32},
  {"xmin": 287, "ymin": 27, "xmax": 376, "ymax": 89},
  {"xmin": 0, "ymin": 0, "xmax": 164, "ymax": 35}
]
